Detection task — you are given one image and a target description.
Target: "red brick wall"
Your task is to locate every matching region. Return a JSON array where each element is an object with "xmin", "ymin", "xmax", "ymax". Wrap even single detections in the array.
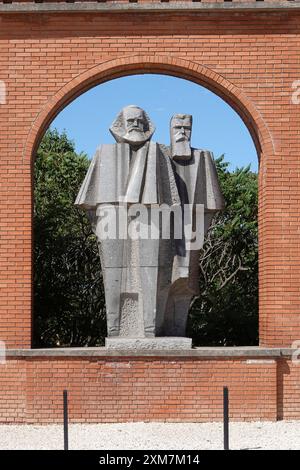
[
  {"xmin": 0, "ymin": 355, "xmax": 279, "ymax": 423},
  {"xmin": 277, "ymin": 358, "xmax": 300, "ymax": 420},
  {"xmin": 0, "ymin": 8, "xmax": 300, "ymax": 349},
  {"xmin": 2, "ymin": 354, "xmax": 300, "ymax": 423}
]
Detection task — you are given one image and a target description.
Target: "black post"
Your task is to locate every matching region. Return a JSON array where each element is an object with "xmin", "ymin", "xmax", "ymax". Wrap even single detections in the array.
[
  {"xmin": 63, "ymin": 389, "xmax": 69, "ymax": 451},
  {"xmin": 223, "ymin": 386, "xmax": 229, "ymax": 450}
]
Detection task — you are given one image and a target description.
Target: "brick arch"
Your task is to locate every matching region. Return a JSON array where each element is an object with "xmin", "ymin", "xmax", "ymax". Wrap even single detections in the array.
[
  {"xmin": 23, "ymin": 55, "xmax": 274, "ymax": 165},
  {"xmin": 25, "ymin": 54, "xmax": 269, "ymax": 349}
]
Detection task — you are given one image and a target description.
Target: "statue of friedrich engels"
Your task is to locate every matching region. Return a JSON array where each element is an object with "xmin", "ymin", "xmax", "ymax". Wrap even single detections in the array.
[{"xmin": 75, "ymin": 105, "xmax": 224, "ymax": 348}]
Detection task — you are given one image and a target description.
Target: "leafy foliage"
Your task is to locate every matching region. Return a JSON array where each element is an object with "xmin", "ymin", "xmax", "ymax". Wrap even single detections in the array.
[
  {"xmin": 34, "ymin": 130, "xmax": 258, "ymax": 347},
  {"xmin": 33, "ymin": 129, "xmax": 106, "ymax": 347},
  {"xmin": 187, "ymin": 156, "xmax": 258, "ymax": 346}
]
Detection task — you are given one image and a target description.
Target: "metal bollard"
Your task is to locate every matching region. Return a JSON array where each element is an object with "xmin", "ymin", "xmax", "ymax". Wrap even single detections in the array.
[
  {"xmin": 223, "ymin": 386, "xmax": 229, "ymax": 450},
  {"xmin": 63, "ymin": 389, "xmax": 69, "ymax": 450}
]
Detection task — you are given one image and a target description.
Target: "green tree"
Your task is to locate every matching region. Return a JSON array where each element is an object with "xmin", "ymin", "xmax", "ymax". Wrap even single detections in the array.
[
  {"xmin": 34, "ymin": 130, "xmax": 258, "ymax": 347},
  {"xmin": 33, "ymin": 129, "xmax": 106, "ymax": 347},
  {"xmin": 187, "ymin": 156, "xmax": 258, "ymax": 346}
]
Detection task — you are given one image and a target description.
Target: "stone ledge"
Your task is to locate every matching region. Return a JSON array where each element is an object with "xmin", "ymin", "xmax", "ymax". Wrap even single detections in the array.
[
  {"xmin": 105, "ymin": 337, "xmax": 193, "ymax": 350},
  {"xmin": 4, "ymin": 346, "xmax": 296, "ymax": 358},
  {"xmin": 0, "ymin": 1, "xmax": 300, "ymax": 14}
]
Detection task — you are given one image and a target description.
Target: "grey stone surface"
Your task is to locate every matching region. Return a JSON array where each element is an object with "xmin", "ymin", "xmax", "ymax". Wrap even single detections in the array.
[
  {"xmin": 162, "ymin": 113, "xmax": 224, "ymax": 336},
  {"xmin": 4, "ymin": 347, "xmax": 295, "ymax": 358},
  {"xmin": 75, "ymin": 105, "xmax": 224, "ymax": 345},
  {"xmin": 0, "ymin": 2, "xmax": 299, "ymax": 14},
  {"xmin": 75, "ymin": 106, "xmax": 181, "ymax": 339},
  {"xmin": 110, "ymin": 106, "xmax": 155, "ymax": 148},
  {"xmin": 170, "ymin": 113, "xmax": 192, "ymax": 162},
  {"xmin": 105, "ymin": 337, "xmax": 192, "ymax": 350}
]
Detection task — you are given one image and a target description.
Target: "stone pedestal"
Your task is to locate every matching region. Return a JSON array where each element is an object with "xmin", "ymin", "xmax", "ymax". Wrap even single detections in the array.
[{"xmin": 105, "ymin": 337, "xmax": 192, "ymax": 350}]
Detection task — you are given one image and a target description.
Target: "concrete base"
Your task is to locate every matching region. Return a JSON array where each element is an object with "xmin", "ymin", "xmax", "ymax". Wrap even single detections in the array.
[{"xmin": 105, "ymin": 337, "xmax": 193, "ymax": 350}]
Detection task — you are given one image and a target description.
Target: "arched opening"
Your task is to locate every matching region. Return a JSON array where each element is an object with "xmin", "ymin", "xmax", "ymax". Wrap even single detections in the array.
[
  {"xmin": 25, "ymin": 56, "xmax": 273, "ymax": 162},
  {"xmin": 28, "ymin": 57, "xmax": 272, "ymax": 348}
]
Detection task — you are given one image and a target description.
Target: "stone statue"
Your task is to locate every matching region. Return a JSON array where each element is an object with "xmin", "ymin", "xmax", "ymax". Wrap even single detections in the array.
[
  {"xmin": 75, "ymin": 106, "xmax": 224, "ymax": 349},
  {"xmin": 161, "ymin": 114, "xmax": 225, "ymax": 337},
  {"xmin": 75, "ymin": 105, "xmax": 180, "ymax": 345}
]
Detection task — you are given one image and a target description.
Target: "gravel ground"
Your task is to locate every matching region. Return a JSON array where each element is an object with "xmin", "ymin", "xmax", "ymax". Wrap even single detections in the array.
[{"xmin": 0, "ymin": 421, "xmax": 299, "ymax": 450}]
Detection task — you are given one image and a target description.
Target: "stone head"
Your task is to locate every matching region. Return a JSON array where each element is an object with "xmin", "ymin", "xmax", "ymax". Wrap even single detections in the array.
[
  {"xmin": 170, "ymin": 113, "xmax": 192, "ymax": 161},
  {"xmin": 110, "ymin": 105, "xmax": 155, "ymax": 148}
]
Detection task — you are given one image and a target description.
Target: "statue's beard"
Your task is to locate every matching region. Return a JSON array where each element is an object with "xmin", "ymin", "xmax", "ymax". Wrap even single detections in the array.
[
  {"xmin": 171, "ymin": 138, "xmax": 192, "ymax": 161},
  {"xmin": 174, "ymin": 131, "xmax": 187, "ymax": 143},
  {"xmin": 123, "ymin": 128, "xmax": 148, "ymax": 146}
]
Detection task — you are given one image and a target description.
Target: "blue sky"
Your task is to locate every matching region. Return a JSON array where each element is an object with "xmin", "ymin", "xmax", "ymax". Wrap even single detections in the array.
[{"xmin": 51, "ymin": 74, "xmax": 258, "ymax": 172}]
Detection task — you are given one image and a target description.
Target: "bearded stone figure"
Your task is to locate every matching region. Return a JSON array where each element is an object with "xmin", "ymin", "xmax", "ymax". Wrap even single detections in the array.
[
  {"xmin": 161, "ymin": 114, "xmax": 225, "ymax": 337},
  {"xmin": 75, "ymin": 105, "xmax": 181, "ymax": 347},
  {"xmin": 75, "ymin": 106, "xmax": 224, "ymax": 349}
]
